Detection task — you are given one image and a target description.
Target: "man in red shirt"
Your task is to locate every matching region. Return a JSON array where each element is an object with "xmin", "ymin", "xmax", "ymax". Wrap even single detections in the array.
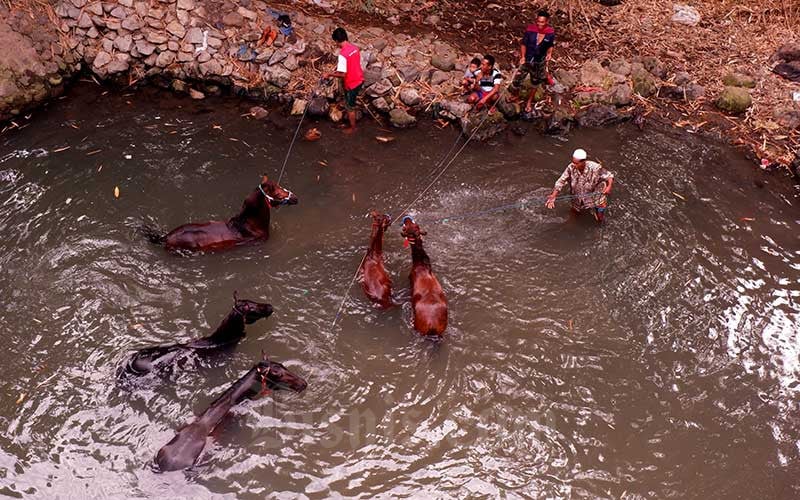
[{"xmin": 323, "ymin": 27, "xmax": 364, "ymax": 134}]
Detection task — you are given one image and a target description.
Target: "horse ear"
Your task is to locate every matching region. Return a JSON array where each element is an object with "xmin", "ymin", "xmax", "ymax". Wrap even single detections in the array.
[
  {"xmin": 233, "ymin": 290, "xmax": 239, "ymax": 302},
  {"xmin": 420, "ymin": 230, "xmax": 427, "ymax": 236},
  {"xmin": 261, "ymin": 350, "xmax": 269, "ymax": 361},
  {"xmin": 261, "ymin": 174, "xmax": 269, "ymax": 184}
]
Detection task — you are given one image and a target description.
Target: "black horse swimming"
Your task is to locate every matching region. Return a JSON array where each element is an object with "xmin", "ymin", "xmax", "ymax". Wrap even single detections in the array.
[
  {"xmin": 155, "ymin": 356, "xmax": 307, "ymax": 472},
  {"xmin": 122, "ymin": 293, "xmax": 273, "ymax": 376}
]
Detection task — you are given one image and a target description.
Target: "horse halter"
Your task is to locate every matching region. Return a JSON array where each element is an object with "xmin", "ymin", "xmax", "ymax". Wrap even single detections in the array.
[{"xmin": 259, "ymin": 184, "xmax": 294, "ymax": 206}]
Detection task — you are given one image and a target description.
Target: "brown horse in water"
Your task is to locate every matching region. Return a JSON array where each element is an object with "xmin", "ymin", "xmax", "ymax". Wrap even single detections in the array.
[
  {"xmin": 360, "ymin": 211, "xmax": 393, "ymax": 308},
  {"xmin": 145, "ymin": 175, "xmax": 298, "ymax": 252},
  {"xmin": 400, "ymin": 216, "xmax": 447, "ymax": 337},
  {"xmin": 155, "ymin": 355, "xmax": 307, "ymax": 472}
]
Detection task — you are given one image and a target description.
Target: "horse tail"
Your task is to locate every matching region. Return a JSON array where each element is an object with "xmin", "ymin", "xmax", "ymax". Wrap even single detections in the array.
[{"xmin": 139, "ymin": 223, "xmax": 167, "ymax": 245}]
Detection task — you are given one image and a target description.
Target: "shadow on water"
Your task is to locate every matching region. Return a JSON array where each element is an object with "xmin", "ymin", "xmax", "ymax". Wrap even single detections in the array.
[{"xmin": 1, "ymin": 82, "xmax": 799, "ymax": 498}]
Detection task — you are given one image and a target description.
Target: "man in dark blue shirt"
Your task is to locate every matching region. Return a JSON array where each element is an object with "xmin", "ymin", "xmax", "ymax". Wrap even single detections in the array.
[{"xmin": 512, "ymin": 10, "xmax": 555, "ymax": 113}]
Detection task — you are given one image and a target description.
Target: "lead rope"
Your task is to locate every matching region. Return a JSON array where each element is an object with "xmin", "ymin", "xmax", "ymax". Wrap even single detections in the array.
[
  {"xmin": 330, "ymin": 68, "xmax": 520, "ymax": 330},
  {"xmin": 277, "ymin": 81, "xmax": 325, "ymax": 184}
]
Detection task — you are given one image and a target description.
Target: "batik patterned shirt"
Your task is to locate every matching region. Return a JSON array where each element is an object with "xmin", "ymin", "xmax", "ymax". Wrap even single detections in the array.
[{"xmin": 553, "ymin": 160, "xmax": 614, "ymax": 210}]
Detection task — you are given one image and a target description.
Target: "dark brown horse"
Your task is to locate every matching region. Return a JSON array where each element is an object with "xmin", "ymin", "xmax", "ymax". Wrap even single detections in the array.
[
  {"xmin": 144, "ymin": 175, "xmax": 298, "ymax": 252},
  {"xmin": 155, "ymin": 355, "xmax": 307, "ymax": 472},
  {"xmin": 400, "ymin": 216, "xmax": 448, "ymax": 337},
  {"xmin": 360, "ymin": 211, "xmax": 393, "ymax": 308},
  {"xmin": 121, "ymin": 293, "xmax": 273, "ymax": 377}
]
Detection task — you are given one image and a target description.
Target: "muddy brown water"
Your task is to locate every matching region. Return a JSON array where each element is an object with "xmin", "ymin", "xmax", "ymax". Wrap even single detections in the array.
[{"xmin": 1, "ymin": 83, "xmax": 799, "ymax": 498}]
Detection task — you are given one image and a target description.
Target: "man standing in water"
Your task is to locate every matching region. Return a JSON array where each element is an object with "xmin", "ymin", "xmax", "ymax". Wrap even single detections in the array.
[
  {"xmin": 512, "ymin": 10, "xmax": 555, "ymax": 114},
  {"xmin": 545, "ymin": 149, "xmax": 614, "ymax": 223},
  {"xmin": 322, "ymin": 27, "xmax": 364, "ymax": 135}
]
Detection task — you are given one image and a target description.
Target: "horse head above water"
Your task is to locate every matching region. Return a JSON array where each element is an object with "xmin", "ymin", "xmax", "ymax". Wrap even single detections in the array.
[
  {"xmin": 401, "ymin": 216, "xmax": 447, "ymax": 337},
  {"xmin": 360, "ymin": 210, "xmax": 393, "ymax": 308},
  {"xmin": 145, "ymin": 175, "xmax": 299, "ymax": 252},
  {"xmin": 155, "ymin": 355, "xmax": 307, "ymax": 472},
  {"xmin": 122, "ymin": 293, "xmax": 274, "ymax": 377}
]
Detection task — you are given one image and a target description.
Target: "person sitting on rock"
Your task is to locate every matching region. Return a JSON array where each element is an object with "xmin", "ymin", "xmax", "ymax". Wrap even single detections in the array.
[
  {"xmin": 322, "ymin": 27, "xmax": 364, "ymax": 135},
  {"xmin": 545, "ymin": 148, "xmax": 614, "ymax": 224},
  {"xmin": 467, "ymin": 54, "xmax": 503, "ymax": 111},
  {"xmin": 512, "ymin": 10, "xmax": 555, "ymax": 114},
  {"xmin": 461, "ymin": 57, "xmax": 482, "ymax": 94}
]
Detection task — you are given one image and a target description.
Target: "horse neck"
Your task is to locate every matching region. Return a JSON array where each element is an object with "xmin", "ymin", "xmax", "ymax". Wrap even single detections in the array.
[
  {"xmin": 410, "ymin": 241, "xmax": 431, "ymax": 269},
  {"xmin": 196, "ymin": 366, "xmax": 259, "ymax": 429},
  {"xmin": 232, "ymin": 190, "xmax": 270, "ymax": 233},
  {"xmin": 201, "ymin": 309, "xmax": 245, "ymax": 346},
  {"xmin": 368, "ymin": 223, "xmax": 385, "ymax": 255}
]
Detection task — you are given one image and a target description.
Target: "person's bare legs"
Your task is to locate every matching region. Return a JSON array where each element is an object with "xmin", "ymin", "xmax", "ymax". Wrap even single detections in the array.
[{"xmin": 342, "ymin": 110, "xmax": 357, "ymax": 134}]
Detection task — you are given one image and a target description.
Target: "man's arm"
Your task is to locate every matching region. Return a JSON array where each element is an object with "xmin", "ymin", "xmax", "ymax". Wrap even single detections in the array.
[
  {"xmin": 546, "ymin": 166, "xmax": 571, "ymax": 208},
  {"xmin": 519, "ymin": 44, "xmax": 527, "ymax": 65},
  {"xmin": 323, "ymin": 54, "xmax": 347, "ymax": 80}
]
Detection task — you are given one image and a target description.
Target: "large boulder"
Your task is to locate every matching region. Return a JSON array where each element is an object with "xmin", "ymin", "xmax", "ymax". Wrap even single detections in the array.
[
  {"xmin": 773, "ymin": 60, "xmax": 800, "ymax": 83},
  {"xmin": 554, "ymin": 68, "xmax": 578, "ymax": 88},
  {"xmin": 607, "ymin": 59, "xmax": 631, "ymax": 76},
  {"xmin": 580, "ymin": 60, "xmax": 614, "ymax": 88},
  {"xmin": 460, "ymin": 110, "xmax": 507, "ymax": 141},
  {"xmin": 308, "ymin": 96, "xmax": 329, "ymax": 116},
  {"xmin": 774, "ymin": 43, "xmax": 800, "ymax": 62},
  {"xmin": 608, "ymin": 84, "xmax": 632, "ymax": 106},
  {"xmin": 399, "ymin": 87, "xmax": 421, "ymax": 106},
  {"xmin": 773, "ymin": 106, "xmax": 800, "ymax": 129},
  {"xmin": 389, "ymin": 108, "xmax": 416, "ymax": 128},
  {"xmin": 715, "ymin": 86, "xmax": 752, "ymax": 114}
]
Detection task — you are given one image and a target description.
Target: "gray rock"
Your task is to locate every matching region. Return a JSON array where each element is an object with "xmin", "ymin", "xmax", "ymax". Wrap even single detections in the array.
[
  {"xmin": 366, "ymin": 79, "xmax": 392, "ymax": 97},
  {"xmin": 177, "ymin": 0, "xmax": 194, "ymax": 9},
  {"xmin": 156, "ymin": 50, "xmax": 176, "ymax": 68},
  {"xmin": 147, "ymin": 7, "xmax": 166, "ymax": 19},
  {"xmin": 102, "ymin": 38, "xmax": 114, "ymax": 53},
  {"xmin": 176, "ymin": 9, "xmax": 190, "ymax": 25},
  {"xmin": 135, "ymin": 39, "xmax": 156, "ymax": 55},
  {"xmin": 110, "ymin": 6, "xmax": 127, "ymax": 19},
  {"xmin": 166, "ymin": 21, "xmax": 186, "ymax": 38},
  {"xmin": 775, "ymin": 43, "xmax": 800, "ymax": 62},
  {"xmin": 255, "ymin": 48, "xmax": 274, "ymax": 63},
  {"xmin": 554, "ymin": 68, "xmax": 579, "ymax": 88},
  {"xmin": 283, "ymin": 54, "xmax": 298, "ymax": 71},
  {"xmin": 684, "ymin": 83, "xmax": 705, "ymax": 100},
  {"xmin": 431, "ymin": 52, "xmax": 456, "ymax": 71},
  {"xmin": 430, "ymin": 70, "xmax": 450, "ymax": 86},
  {"xmin": 87, "ymin": 26, "xmax": 99, "ymax": 38},
  {"xmin": 264, "ymin": 66, "xmax": 291, "ymax": 87},
  {"xmin": 106, "ymin": 19, "xmax": 122, "ymax": 30},
  {"xmin": 576, "ymin": 104, "xmax": 625, "ymax": 128},
  {"xmin": 607, "ymin": 59, "xmax": 631, "ymax": 76},
  {"xmin": 250, "ymin": 106, "xmax": 269, "ymax": 120},
  {"xmin": 121, "ymin": 15, "xmax": 142, "ymax": 31},
  {"xmin": 107, "ymin": 59, "xmax": 130, "ymax": 73},
  {"xmin": 199, "ymin": 59, "xmax": 223, "ymax": 76},
  {"xmin": 371, "ymin": 38, "xmax": 388, "ymax": 51},
  {"xmin": 399, "ymin": 87, "xmax": 421, "ymax": 106},
  {"xmin": 389, "ymin": 108, "xmax": 416, "ymax": 128},
  {"xmin": 177, "ymin": 51, "xmax": 194, "ymax": 62},
  {"xmin": 189, "ymin": 88, "xmax": 205, "ymax": 99},
  {"xmin": 372, "ymin": 96, "xmax": 392, "ymax": 113},
  {"xmin": 269, "ymin": 49, "xmax": 288, "ymax": 65},
  {"xmin": 185, "ymin": 27, "xmax": 204, "ymax": 44},
  {"xmin": 658, "ymin": 85, "xmax": 685, "ymax": 100},
  {"xmin": 722, "ymin": 72, "xmax": 756, "ymax": 88},
  {"xmin": 672, "ymin": 4, "xmax": 701, "ymax": 26},
  {"xmin": 397, "ymin": 64, "xmax": 420, "ymax": 82},
  {"xmin": 93, "ymin": 51, "xmax": 112, "ymax": 68},
  {"xmin": 424, "ymin": 14, "xmax": 440, "ymax": 25},
  {"xmin": 773, "ymin": 106, "xmax": 800, "ymax": 129},
  {"xmin": 460, "ymin": 110, "xmax": 506, "ymax": 141},
  {"xmin": 77, "ymin": 12, "xmax": 94, "ymax": 29},
  {"xmin": 134, "ymin": 1, "xmax": 148, "ymax": 17},
  {"xmin": 496, "ymin": 97, "xmax": 520, "ymax": 119},
  {"xmin": 114, "ymin": 34, "xmax": 133, "ymax": 52},
  {"xmin": 196, "ymin": 51, "xmax": 212, "ymax": 63},
  {"xmin": 290, "ymin": 99, "xmax": 307, "ymax": 115},
  {"xmin": 238, "ymin": 7, "xmax": 257, "ymax": 20},
  {"xmin": 118, "ymin": 0, "xmax": 133, "ymax": 6},
  {"xmin": 363, "ymin": 67, "xmax": 382, "ymax": 87},
  {"xmin": 222, "ymin": 12, "xmax": 244, "ymax": 27},
  {"xmin": 581, "ymin": 60, "xmax": 612, "ymax": 88},
  {"xmin": 674, "ymin": 71, "xmax": 692, "ymax": 86},
  {"xmin": 87, "ymin": 2, "xmax": 103, "ymax": 16},
  {"xmin": 167, "ymin": 41, "xmax": 180, "ymax": 51},
  {"xmin": 308, "ymin": 96, "xmax": 329, "ymax": 116},
  {"xmin": 642, "ymin": 56, "xmax": 667, "ymax": 79},
  {"xmin": 609, "ymin": 84, "xmax": 632, "ymax": 106},
  {"xmin": 391, "ymin": 45, "xmax": 409, "ymax": 58}
]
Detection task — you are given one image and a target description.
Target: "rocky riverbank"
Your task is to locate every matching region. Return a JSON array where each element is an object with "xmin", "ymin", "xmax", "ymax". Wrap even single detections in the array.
[{"xmin": 1, "ymin": 0, "xmax": 798, "ymax": 174}]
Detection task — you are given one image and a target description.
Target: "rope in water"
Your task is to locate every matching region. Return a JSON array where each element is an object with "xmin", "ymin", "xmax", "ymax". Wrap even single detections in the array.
[
  {"xmin": 391, "ymin": 67, "xmax": 520, "ymax": 226},
  {"xmin": 276, "ymin": 99, "xmax": 308, "ymax": 185},
  {"xmin": 428, "ymin": 191, "xmax": 604, "ymax": 223}
]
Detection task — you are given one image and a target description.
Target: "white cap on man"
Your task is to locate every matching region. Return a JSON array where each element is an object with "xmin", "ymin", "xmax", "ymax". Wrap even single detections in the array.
[{"xmin": 572, "ymin": 148, "xmax": 587, "ymax": 161}]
